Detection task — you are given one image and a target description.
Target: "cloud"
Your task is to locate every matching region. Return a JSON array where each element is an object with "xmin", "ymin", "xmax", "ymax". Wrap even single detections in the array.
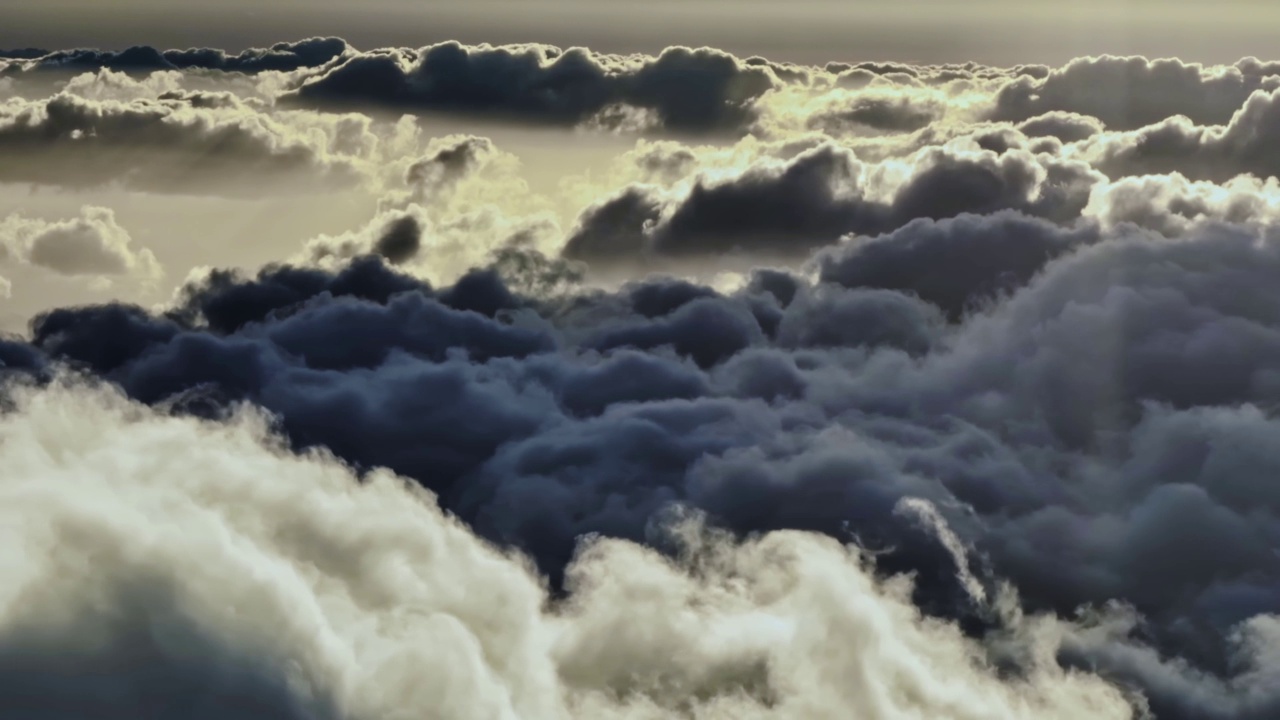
[
  {"xmin": 563, "ymin": 141, "xmax": 1100, "ymax": 270},
  {"xmin": 376, "ymin": 134, "xmax": 524, "ymax": 213},
  {"xmin": 0, "ymin": 206, "xmax": 161, "ymax": 285},
  {"xmin": 748, "ymin": 66, "xmax": 1003, "ymax": 142},
  {"xmin": 371, "ymin": 214, "xmax": 423, "ymax": 264},
  {"xmin": 1074, "ymin": 88, "xmax": 1280, "ymax": 182},
  {"xmin": 813, "ymin": 211, "xmax": 1102, "ymax": 320},
  {"xmin": 0, "ymin": 379, "xmax": 1140, "ymax": 719},
  {"xmin": 0, "ymin": 91, "xmax": 375, "ymax": 194},
  {"xmin": 55, "ymin": 67, "xmax": 186, "ymax": 102},
  {"xmin": 282, "ymin": 42, "xmax": 782, "ymax": 134},
  {"xmin": 1015, "ymin": 112, "xmax": 1105, "ymax": 143},
  {"xmin": 14, "ymin": 35, "xmax": 1280, "ymax": 719},
  {"xmin": 1084, "ymin": 173, "xmax": 1280, "ymax": 236},
  {"xmin": 11, "ymin": 212, "xmax": 1280, "ymax": 717},
  {"xmin": 991, "ymin": 55, "xmax": 1280, "ymax": 130},
  {"xmin": 8, "ymin": 37, "xmax": 352, "ymax": 75},
  {"xmin": 302, "ymin": 133, "xmax": 564, "ymax": 284}
]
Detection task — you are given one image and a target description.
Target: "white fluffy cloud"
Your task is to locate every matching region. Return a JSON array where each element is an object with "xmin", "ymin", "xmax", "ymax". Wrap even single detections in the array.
[{"xmin": 0, "ymin": 379, "xmax": 1136, "ymax": 719}]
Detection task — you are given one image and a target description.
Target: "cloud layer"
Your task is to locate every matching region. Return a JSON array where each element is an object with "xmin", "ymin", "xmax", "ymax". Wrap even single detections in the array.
[{"xmin": 7, "ymin": 34, "xmax": 1280, "ymax": 720}]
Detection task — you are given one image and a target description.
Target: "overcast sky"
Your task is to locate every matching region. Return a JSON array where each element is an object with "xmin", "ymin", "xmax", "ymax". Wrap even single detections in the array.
[{"xmin": 5, "ymin": 0, "xmax": 1275, "ymax": 66}]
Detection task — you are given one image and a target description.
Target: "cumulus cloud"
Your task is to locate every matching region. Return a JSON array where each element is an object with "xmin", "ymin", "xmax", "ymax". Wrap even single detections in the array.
[
  {"xmin": 748, "ymin": 66, "xmax": 1003, "ymax": 142},
  {"xmin": 281, "ymin": 42, "xmax": 784, "ymax": 134},
  {"xmin": 13, "ymin": 33, "xmax": 1280, "ymax": 720},
  {"xmin": 14, "ymin": 212, "xmax": 1280, "ymax": 717},
  {"xmin": 1015, "ymin": 112, "xmax": 1105, "ymax": 143},
  {"xmin": 1074, "ymin": 87, "xmax": 1280, "ymax": 182},
  {"xmin": 563, "ymin": 140, "xmax": 1100, "ymax": 270},
  {"xmin": 0, "ymin": 206, "xmax": 160, "ymax": 285},
  {"xmin": 813, "ymin": 211, "xmax": 1102, "ymax": 320},
  {"xmin": 0, "ymin": 91, "xmax": 405, "ymax": 194},
  {"xmin": 1085, "ymin": 173, "xmax": 1280, "ymax": 235},
  {"xmin": 991, "ymin": 55, "xmax": 1280, "ymax": 130},
  {"xmin": 0, "ymin": 379, "xmax": 1140, "ymax": 720},
  {"xmin": 301, "ymin": 133, "xmax": 564, "ymax": 284}
]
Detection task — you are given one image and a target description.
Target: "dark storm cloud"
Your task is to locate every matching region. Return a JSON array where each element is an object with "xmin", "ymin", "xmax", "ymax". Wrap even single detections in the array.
[
  {"xmin": 814, "ymin": 211, "xmax": 1103, "ymax": 320},
  {"xmin": 991, "ymin": 55, "xmax": 1280, "ymax": 130},
  {"xmin": 0, "ymin": 49, "xmax": 49, "ymax": 62},
  {"xmin": 372, "ymin": 215, "xmax": 423, "ymax": 264},
  {"xmin": 0, "ymin": 92, "xmax": 364, "ymax": 194},
  {"xmin": 11, "ymin": 37, "xmax": 1280, "ymax": 159},
  {"xmin": 167, "ymin": 256, "xmax": 433, "ymax": 334},
  {"xmin": 281, "ymin": 41, "xmax": 781, "ymax": 133},
  {"xmin": 6, "ymin": 37, "xmax": 351, "ymax": 75},
  {"xmin": 563, "ymin": 143, "xmax": 1101, "ymax": 267}
]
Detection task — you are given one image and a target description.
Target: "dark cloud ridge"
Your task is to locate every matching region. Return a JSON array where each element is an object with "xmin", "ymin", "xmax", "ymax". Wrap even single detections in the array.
[
  {"xmin": 280, "ymin": 41, "xmax": 779, "ymax": 134},
  {"xmin": 10, "ymin": 38, "xmax": 1280, "ymax": 155},
  {"xmin": 6, "ymin": 37, "xmax": 352, "ymax": 74},
  {"xmin": 564, "ymin": 143, "xmax": 1101, "ymax": 268}
]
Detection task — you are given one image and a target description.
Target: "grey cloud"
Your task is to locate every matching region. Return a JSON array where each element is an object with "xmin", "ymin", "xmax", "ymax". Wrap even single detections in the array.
[
  {"xmin": 1079, "ymin": 88, "xmax": 1280, "ymax": 182},
  {"xmin": 1016, "ymin": 112, "xmax": 1106, "ymax": 143},
  {"xmin": 804, "ymin": 94, "xmax": 944, "ymax": 134},
  {"xmin": 8, "ymin": 215, "xmax": 1280, "ymax": 718},
  {"xmin": 0, "ymin": 92, "xmax": 367, "ymax": 194},
  {"xmin": 282, "ymin": 41, "xmax": 781, "ymax": 134},
  {"xmin": 992, "ymin": 55, "xmax": 1280, "ymax": 130},
  {"xmin": 814, "ymin": 211, "xmax": 1102, "ymax": 320},
  {"xmin": 774, "ymin": 284, "xmax": 944, "ymax": 355},
  {"xmin": 11, "ymin": 35, "xmax": 1280, "ymax": 720},
  {"xmin": 372, "ymin": 215, "xmax": 424, "ymax": 264},
  {"xmin": 563, "ymin": 143, "xmax": 1101, "ymax": 269},
  {"xmin": 0, "ymin": 206, "xmax": 161, "ymax": 282},
  {"xmin": 387, "ymin": 134, "xmax": 503, "ymax": 209},
  {"xmin": 1085, "ymin": 173, "xmax": 1280, "ymax": 236},
  {"xmin": 7, "ymin": 37, "xmax": 352, "ymax": 75}
]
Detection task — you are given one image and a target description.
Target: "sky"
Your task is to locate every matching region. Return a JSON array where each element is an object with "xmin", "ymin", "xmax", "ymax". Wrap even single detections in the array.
[
  {"xmin": 6, "ymin": 4, "xmax": 1280, "ymax": 720},
  {"xmin": 7, "ymin": 0, "xmax": 1279, "ymax": 65}
]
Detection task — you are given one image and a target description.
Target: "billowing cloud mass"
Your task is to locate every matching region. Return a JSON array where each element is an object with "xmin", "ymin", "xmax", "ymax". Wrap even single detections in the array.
[
  {"xmin": 5, "ymin": 31, "xmax": 1280, "ymax": 720},
  {"xmin": 0, "ymin": 380, "xmax": 1138, "ymax": 720},
  {"xmin": 563, "ymin": 142, "xmax": 1100, "ymax": 270},
  {"xmin": 992, "ymin": 55, "xmax": 1280, "ymax": 130},
  {"xmin": 283, "ymin": 42, "xmax": 785, "ymax": 134}
]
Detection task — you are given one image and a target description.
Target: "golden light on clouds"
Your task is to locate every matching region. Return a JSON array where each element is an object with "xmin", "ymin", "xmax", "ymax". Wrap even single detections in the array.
[{"xmin": 3, "ymin": 7, "xmax": 1280, "ymax": 719}]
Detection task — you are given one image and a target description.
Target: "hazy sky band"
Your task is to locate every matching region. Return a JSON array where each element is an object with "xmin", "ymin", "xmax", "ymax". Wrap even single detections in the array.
[{"xmin": 6, "ymin": 0, "xmax": 1277, "ymax": 66}]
